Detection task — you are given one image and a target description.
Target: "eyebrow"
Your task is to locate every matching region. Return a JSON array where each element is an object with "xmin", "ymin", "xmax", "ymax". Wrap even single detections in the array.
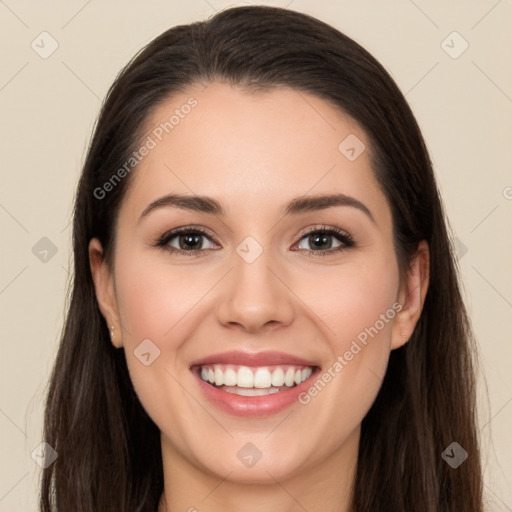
[{"xmin": 138, "ymin": 192, "xmax": 376, "ymax": 224}]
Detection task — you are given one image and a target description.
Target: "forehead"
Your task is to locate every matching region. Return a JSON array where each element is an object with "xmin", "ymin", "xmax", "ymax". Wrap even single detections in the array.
[{"xmin": 119, "ymin": 81, "xmax": 390, "ymax": 227}]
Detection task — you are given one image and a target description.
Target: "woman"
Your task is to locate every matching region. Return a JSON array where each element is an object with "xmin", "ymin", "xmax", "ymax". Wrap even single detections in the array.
[{"xmin": 40, "ymin": 5, "xmax": 484, "ymax": 511}]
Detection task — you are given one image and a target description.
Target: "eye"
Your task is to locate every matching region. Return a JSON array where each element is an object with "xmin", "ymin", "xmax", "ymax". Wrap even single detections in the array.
[
  {"xmin": 155, "ymin": 224, "xmax": 355, "ymax": 257},
  {"xmin": 293, "ymin": 225, "xmax": 355, "ymax": 256},
  {"xmin": 156, "ymin": 226, "xmax": 218, "ymax": 255}
]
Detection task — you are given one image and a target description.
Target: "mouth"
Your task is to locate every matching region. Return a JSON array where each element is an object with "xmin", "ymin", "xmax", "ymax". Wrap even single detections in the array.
[
  {"xmin": 189, "ymin": 350, "xmax": 321, "ymax": 417},
  {"xmin": 192, "ymin": 363, "xmax": 316, "ymax": 396}
]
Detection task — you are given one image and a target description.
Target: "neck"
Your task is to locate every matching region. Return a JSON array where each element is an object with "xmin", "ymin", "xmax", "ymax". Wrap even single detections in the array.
[{"xmin": 157, "ymin": 427, "xmax": 359, "ymax": 512}]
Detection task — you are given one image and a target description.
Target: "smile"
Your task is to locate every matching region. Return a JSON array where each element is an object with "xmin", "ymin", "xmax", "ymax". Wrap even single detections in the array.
[
  {"xmin": 189, "ymin": 350, "xmax": 320, "ymax": 417},
  {"xmin": 199, "ymin": 364, "xmax": 314, "ymax": 396}
]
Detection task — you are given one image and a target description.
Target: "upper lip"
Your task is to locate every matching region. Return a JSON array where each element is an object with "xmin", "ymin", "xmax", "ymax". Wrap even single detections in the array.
[{"xmin": 189, "ymin": 350, "xmax": 318, "ymax": 368}]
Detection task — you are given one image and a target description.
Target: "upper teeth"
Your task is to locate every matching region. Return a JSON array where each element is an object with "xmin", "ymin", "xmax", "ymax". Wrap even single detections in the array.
[{"xmin": 200, "ymin": 364, "xmax": 313, "ymax": 388}]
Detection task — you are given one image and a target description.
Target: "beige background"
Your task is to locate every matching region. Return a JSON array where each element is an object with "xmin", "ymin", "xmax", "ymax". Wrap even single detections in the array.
[{"xmin": 1, "ymin": 1, "xmax": 511, "ymax": 510}]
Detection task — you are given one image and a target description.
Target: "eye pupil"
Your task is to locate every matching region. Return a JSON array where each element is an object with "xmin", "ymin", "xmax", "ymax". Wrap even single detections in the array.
[
  {"xmin": 180, "ymin": 233, "xmax": 202, "ymax": 250},
  {"xmin": 310, "ymin": 233, "xmax": 332, "ymax": 250}
]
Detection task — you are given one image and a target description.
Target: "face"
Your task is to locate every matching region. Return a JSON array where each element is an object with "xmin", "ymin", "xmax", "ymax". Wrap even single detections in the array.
[{"xmin": 90, "ymin": 81, "xmax": 426, "ymax": 485}]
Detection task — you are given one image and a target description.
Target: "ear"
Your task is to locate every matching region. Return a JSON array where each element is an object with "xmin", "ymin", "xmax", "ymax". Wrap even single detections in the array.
[
  {"xmin": 391, "ymin": 240, "xmax": 430, "ymax": 350},
  {"xmin": 89, "ymin": 238, "xmax": 123, "ymax": 348}
]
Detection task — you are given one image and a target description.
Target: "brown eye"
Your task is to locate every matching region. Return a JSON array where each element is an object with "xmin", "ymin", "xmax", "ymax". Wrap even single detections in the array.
[
  {"xmin": 175, "ymin": 233, "xmax": 206, "ymax": 251},
  {"xmin": 157, "ymin": 227, "xmax": 218, "ymax": 255},
  {"xmin": 294, "ymin": 226, "xmax": 354, "ymax": 255}
]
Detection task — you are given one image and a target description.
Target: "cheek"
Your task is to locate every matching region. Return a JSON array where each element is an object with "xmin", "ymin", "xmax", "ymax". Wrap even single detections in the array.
[
  {"xmin": 299, "ymin": 252, "xmax": 399, "ymax": 348},
  {"xmin": 111, "ymin": 251, "xmax": 199, "ymax": 397},
  {"xmin": 111, "ymin": 251, "xmax": 204, "ymax": 437},
  {"xmin": 113, "ymin": 249, "xmax": 211, "ymax": 343},
  {"xmin": 294, "ymin": 251, "xmax": 400, "ymax": 411}
]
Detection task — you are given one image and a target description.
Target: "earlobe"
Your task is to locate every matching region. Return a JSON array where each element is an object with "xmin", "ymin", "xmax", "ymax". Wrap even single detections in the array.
[
  {"xmin": 391, "ymin": 240, "xmax": 430, "ymax": 350},
  {"xmin": 88, "ymin": 238, "xmax": 123, "ymax": 348}
]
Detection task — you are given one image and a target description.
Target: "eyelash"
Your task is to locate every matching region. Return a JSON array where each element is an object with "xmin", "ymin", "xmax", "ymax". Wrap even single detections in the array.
[{"xmin": 155, "ymin": 224, "xmax": 355, "ymax": 258}]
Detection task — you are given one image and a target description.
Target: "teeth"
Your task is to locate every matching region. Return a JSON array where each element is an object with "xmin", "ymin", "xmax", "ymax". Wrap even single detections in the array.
[
  {"xmin": 271, "ymin": 367, "xmax": 285, "ymax": 387},
  {"xmin": 237, "ymin": 367, "xmax": 253, "ymax": 388},
  {"xmin": 222, "ymin": 386, "xmax": 282, "ymax": 396},
  {"xmin": 223, "ymin": 367, "xmax": 237, "ymax": 386},
  {"xmin": 301, "ymin": 367, "xmax": 312, "ymax": 381},
  {"xmin": 254, "ymin": 368, "xmax": 272, "ymax": 388},
  {"xmin": 285, "ymin": 368, "xmax": 295, "ymax": 387},
  {"xmin": 198, "ymin": 364, "xmax": 314, "ymax": 390},
  {"xmin": 214, "ymin": 367, "xmax": 224, "ymax": 386}
]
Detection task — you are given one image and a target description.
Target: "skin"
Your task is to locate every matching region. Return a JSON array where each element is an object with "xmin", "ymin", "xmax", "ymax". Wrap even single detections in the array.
[{"xmin": 89, "ymin": 81, "xmax": 429, "ymax": 512}]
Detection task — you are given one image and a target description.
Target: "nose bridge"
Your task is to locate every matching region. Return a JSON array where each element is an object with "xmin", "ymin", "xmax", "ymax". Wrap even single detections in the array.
[{"xmin": 215, "ymin": 235, "xmax": 295, "ymax": 331}]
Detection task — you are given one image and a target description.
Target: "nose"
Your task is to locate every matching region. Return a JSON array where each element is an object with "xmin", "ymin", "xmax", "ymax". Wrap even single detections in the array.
[{"xmin": 215, "ymin": 246, "xmax": 295, "ymax": 334}]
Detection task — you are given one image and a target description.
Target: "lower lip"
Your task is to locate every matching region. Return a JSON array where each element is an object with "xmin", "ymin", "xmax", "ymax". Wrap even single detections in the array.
[{"xmin": 192, "ymin": 368, "xmax": 319, "ymax": 418}]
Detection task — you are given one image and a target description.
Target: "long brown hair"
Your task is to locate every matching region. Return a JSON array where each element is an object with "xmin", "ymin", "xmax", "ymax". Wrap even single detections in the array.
[{"xmin": 40, "ymin": 5, "xmax": 484, "ymax": 511}]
